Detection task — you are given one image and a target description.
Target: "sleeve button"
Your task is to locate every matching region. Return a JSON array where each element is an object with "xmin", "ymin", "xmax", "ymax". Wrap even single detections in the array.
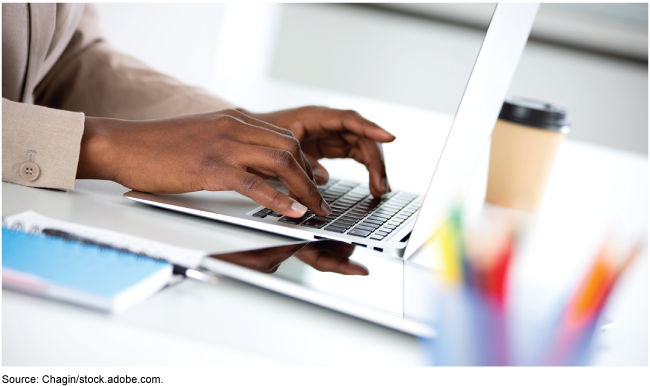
[{"xmin": 19, "ymin": 161, "xmax": 40, "ymax": 181}]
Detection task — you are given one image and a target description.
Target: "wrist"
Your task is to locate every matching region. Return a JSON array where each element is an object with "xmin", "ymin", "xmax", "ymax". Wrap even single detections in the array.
[{"xmin": 77, "ymin": 116, "xmax": 121, "ymax": 181}]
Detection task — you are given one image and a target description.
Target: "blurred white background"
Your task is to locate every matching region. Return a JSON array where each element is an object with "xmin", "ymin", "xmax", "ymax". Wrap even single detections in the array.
[{"xmin": 95, "ymin": 3, "xmax": 648, "ymax": 154}]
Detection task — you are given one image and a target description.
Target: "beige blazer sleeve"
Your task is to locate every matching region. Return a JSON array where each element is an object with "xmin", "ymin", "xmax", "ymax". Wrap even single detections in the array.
[
  {"xmin": 2, "ymin": 98, "xmax": 84, "ymax": 190},
  {"xmin": 2, "ymin": 4, "xmax": 237, "ymax": 191}
]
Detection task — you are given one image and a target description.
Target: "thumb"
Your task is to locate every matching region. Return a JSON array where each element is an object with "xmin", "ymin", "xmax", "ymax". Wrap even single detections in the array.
[{"xmin": 305, "ymin": 154, "xmax": 329, "ymax": 185}]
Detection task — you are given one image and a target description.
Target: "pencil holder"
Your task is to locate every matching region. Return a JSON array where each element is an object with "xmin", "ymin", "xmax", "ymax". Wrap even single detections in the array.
[
  {"xmin": 424, "ymin": 282, "xmax": 607, "ymax": 366},
  {"xmin": 427, "ymin": 286, "xmax": 509, "ymax": 366},
  {"xmin": 420, "ymin": 207, "xmax": 636, "ymax": 366}
]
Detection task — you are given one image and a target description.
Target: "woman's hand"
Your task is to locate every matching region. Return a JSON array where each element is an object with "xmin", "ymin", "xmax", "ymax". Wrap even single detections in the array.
[
  {"xmin": 78, "ymin": 109, "xmax": 331, "ymax": 218},
  {"xmin": 239, "ymin": 106, "xmax": 396, "ymax": 198}
]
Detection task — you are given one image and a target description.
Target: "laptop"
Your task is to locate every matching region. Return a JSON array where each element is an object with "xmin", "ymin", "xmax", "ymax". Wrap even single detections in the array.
[{"xmin": 125, "ymin": 3, "xmax": 540, "ymax": 259}]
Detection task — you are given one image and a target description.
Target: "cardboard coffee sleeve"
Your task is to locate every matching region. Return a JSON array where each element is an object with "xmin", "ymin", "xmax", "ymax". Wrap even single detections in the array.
[{"xmin": 486, "ymin": 98, "xmax": 570, "ymax": 211}]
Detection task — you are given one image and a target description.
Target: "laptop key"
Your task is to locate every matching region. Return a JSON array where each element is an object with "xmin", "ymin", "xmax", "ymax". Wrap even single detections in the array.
[
  {"xmin": 253, "ymin": 212, "xmax": 267, "ymax": 218},
  {"xmin": 325, "ymin": 227, "xmax": 347, "ymax": 233},
  {"xmin": 279, "ymin": 216, "xmax": 308, "ymax": 224},
  {"xmin": 301, "ymin": 218, "xmax": 329, "ymax": 228},
  {"xmin": 344, "ymin": 214, "xmax": 364, "ymax": 221},
  {"xmin": 370, "ymin": 236, "xmax": 385, "ymax": 241},
  {"xmin": 347, "ymin": 209, "xmax": 368, "ymax": 216},
  {"xmin": 348, "ymin": 229, "xmax": 371, "ymax": 238},
  {"xmin": 310, "ymin": 216, "xmax": 330, "ymax": 222}
]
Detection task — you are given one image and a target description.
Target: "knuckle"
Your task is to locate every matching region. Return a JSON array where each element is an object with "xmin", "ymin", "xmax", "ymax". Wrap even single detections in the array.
[
  {"xmin": 222, "ymin": 108, "xmax": 242, "ymax": 117},
  {"xmin": 306, "ymin": 179, "xmax": 320, "ymax": 197},
  {"xmin": 342, "ymin": 109, "xmax": 360, "ymax": 119},
  {"xmin": 367, "ymin": 158, "xmax": 387, "ymax": 173},
  {"xmin": 286, "ymin": 136, "xmax": 301, "ymax": 153},
  {"xmin": 270, "ymin": 190, "xmax": 285, "ymax": 209},
  {"xmin": 218, "ymin": 115, "xmax": 240, "ymax": 127},
  {"xmin": 273, "ymin": 150, "xmax": 295, "ymax": 169},
  {"xmin": 277, "ymin": 128, "xmax": 294, "ymax": 138},
  {"xmin": 240, "ymin": 173, "xmax": 264, "ymax": 193}
]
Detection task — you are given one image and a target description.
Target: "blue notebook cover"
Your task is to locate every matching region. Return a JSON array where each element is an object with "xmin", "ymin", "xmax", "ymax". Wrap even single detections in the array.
[{"xmin": 2, "ymin": 228, "xmax": 172, "ymax": 313}]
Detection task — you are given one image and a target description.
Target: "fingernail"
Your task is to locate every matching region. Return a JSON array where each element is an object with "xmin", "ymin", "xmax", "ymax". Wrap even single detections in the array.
[
  {"xmin": 381, "ymin": 177, "xmax": 389, "ymax": 194},
  {"xmin": 320, "ymin": 200, "xmax": 331, "ymax": 215},
  {"xmin": 291, "ymin": 201, "xmax": 308, "ymax": 216},
  {"xmin": 348, "ymin": 262, "xmax": 369, "ymax": 276},
  {"xmin": 354, "ymin": 266, "xmax": 370, "ymax": 276},
  {"xmin": 313, "ymin": 168, "xmax": 329, "ymax": 184},
  {"xmin": 382, "ymin": 130, "xmax": 396, "ymax": 141}
]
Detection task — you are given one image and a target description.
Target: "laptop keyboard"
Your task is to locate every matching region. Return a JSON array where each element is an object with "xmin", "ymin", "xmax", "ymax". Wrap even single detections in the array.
[{"xmin": 251, "ymin": 180, "xmax": 422, "ymax": 241}]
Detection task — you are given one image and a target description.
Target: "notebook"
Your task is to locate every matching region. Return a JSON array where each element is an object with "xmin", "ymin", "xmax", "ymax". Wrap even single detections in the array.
[
  {"xmin": 2, "ymin": 227, "xmax": 173, "ymax": 314},
  {"xmin": 3, "ymin": 210, "xmax": 205, "ymax": 268}
]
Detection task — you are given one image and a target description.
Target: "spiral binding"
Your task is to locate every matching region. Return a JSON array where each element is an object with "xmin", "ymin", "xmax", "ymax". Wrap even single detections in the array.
[
  {"xmin": 2, "ymin": 217, "xmax": 158, "ymax": 261},
  {"xmin": 3, "ymin": 217, "xmax": 217, "ymax": 284}
]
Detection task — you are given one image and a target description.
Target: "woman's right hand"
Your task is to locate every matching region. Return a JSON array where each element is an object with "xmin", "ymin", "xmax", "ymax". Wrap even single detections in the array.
[{"xmin": 77, "ymin": 109, "xmax": 331, "ymax": 218}]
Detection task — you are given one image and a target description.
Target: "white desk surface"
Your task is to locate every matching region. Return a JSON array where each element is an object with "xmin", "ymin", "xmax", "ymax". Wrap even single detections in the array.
[{"xmin": 2, "ymin": 78, "xmax": 647, "ymax": 366}]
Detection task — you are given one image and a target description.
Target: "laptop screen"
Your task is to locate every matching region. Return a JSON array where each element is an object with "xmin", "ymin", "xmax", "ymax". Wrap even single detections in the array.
[{"xmin": 404, "ymin": 3, "xmax": 539, "ymax": 258}]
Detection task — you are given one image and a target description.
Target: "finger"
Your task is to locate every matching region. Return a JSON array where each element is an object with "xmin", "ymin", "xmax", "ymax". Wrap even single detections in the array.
[
  {"xmin": 305, "ymin": 131, "xmax": 389, "ymax": 196},
  {"xmin": 295, "ymin": 250, "xmax": 369, "ymax": 275},
  {"xmin": 241, "ymin": 123, "xmax": 315, "ymax": 182},
  {"xmin": 228, "ymin": 170, "xmax": 311, "ymax": 218},
  {"xmin": 310, "ymin": 132, "xmax": 390, "ymax": 196},
  {"xmin": 221, "ymin": 110, "xmax": 316, "ymax": 182},
  {"xmin": 239, "ymin": 146, "xmax": 331, "ymax": 217},
  {"xmin": 347, "ymin": 138, "xmax": 390, "ymax": 197},
  {"xmin": 306, "ymin": 108, "xmax": 396, "ymax": 143},
  {"xmin": 211, "ymin": 244, "xmax": 305, "ymax": 273},
  {"xmin": 304, "ymin": 153, "xmax": 329, "ymax": 185}
]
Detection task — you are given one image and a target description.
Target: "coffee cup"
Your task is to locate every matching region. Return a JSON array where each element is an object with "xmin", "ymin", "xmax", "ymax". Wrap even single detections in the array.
[{"xmin": 486, "ymin": 97, "xmax": 570, "ymax": 211}]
